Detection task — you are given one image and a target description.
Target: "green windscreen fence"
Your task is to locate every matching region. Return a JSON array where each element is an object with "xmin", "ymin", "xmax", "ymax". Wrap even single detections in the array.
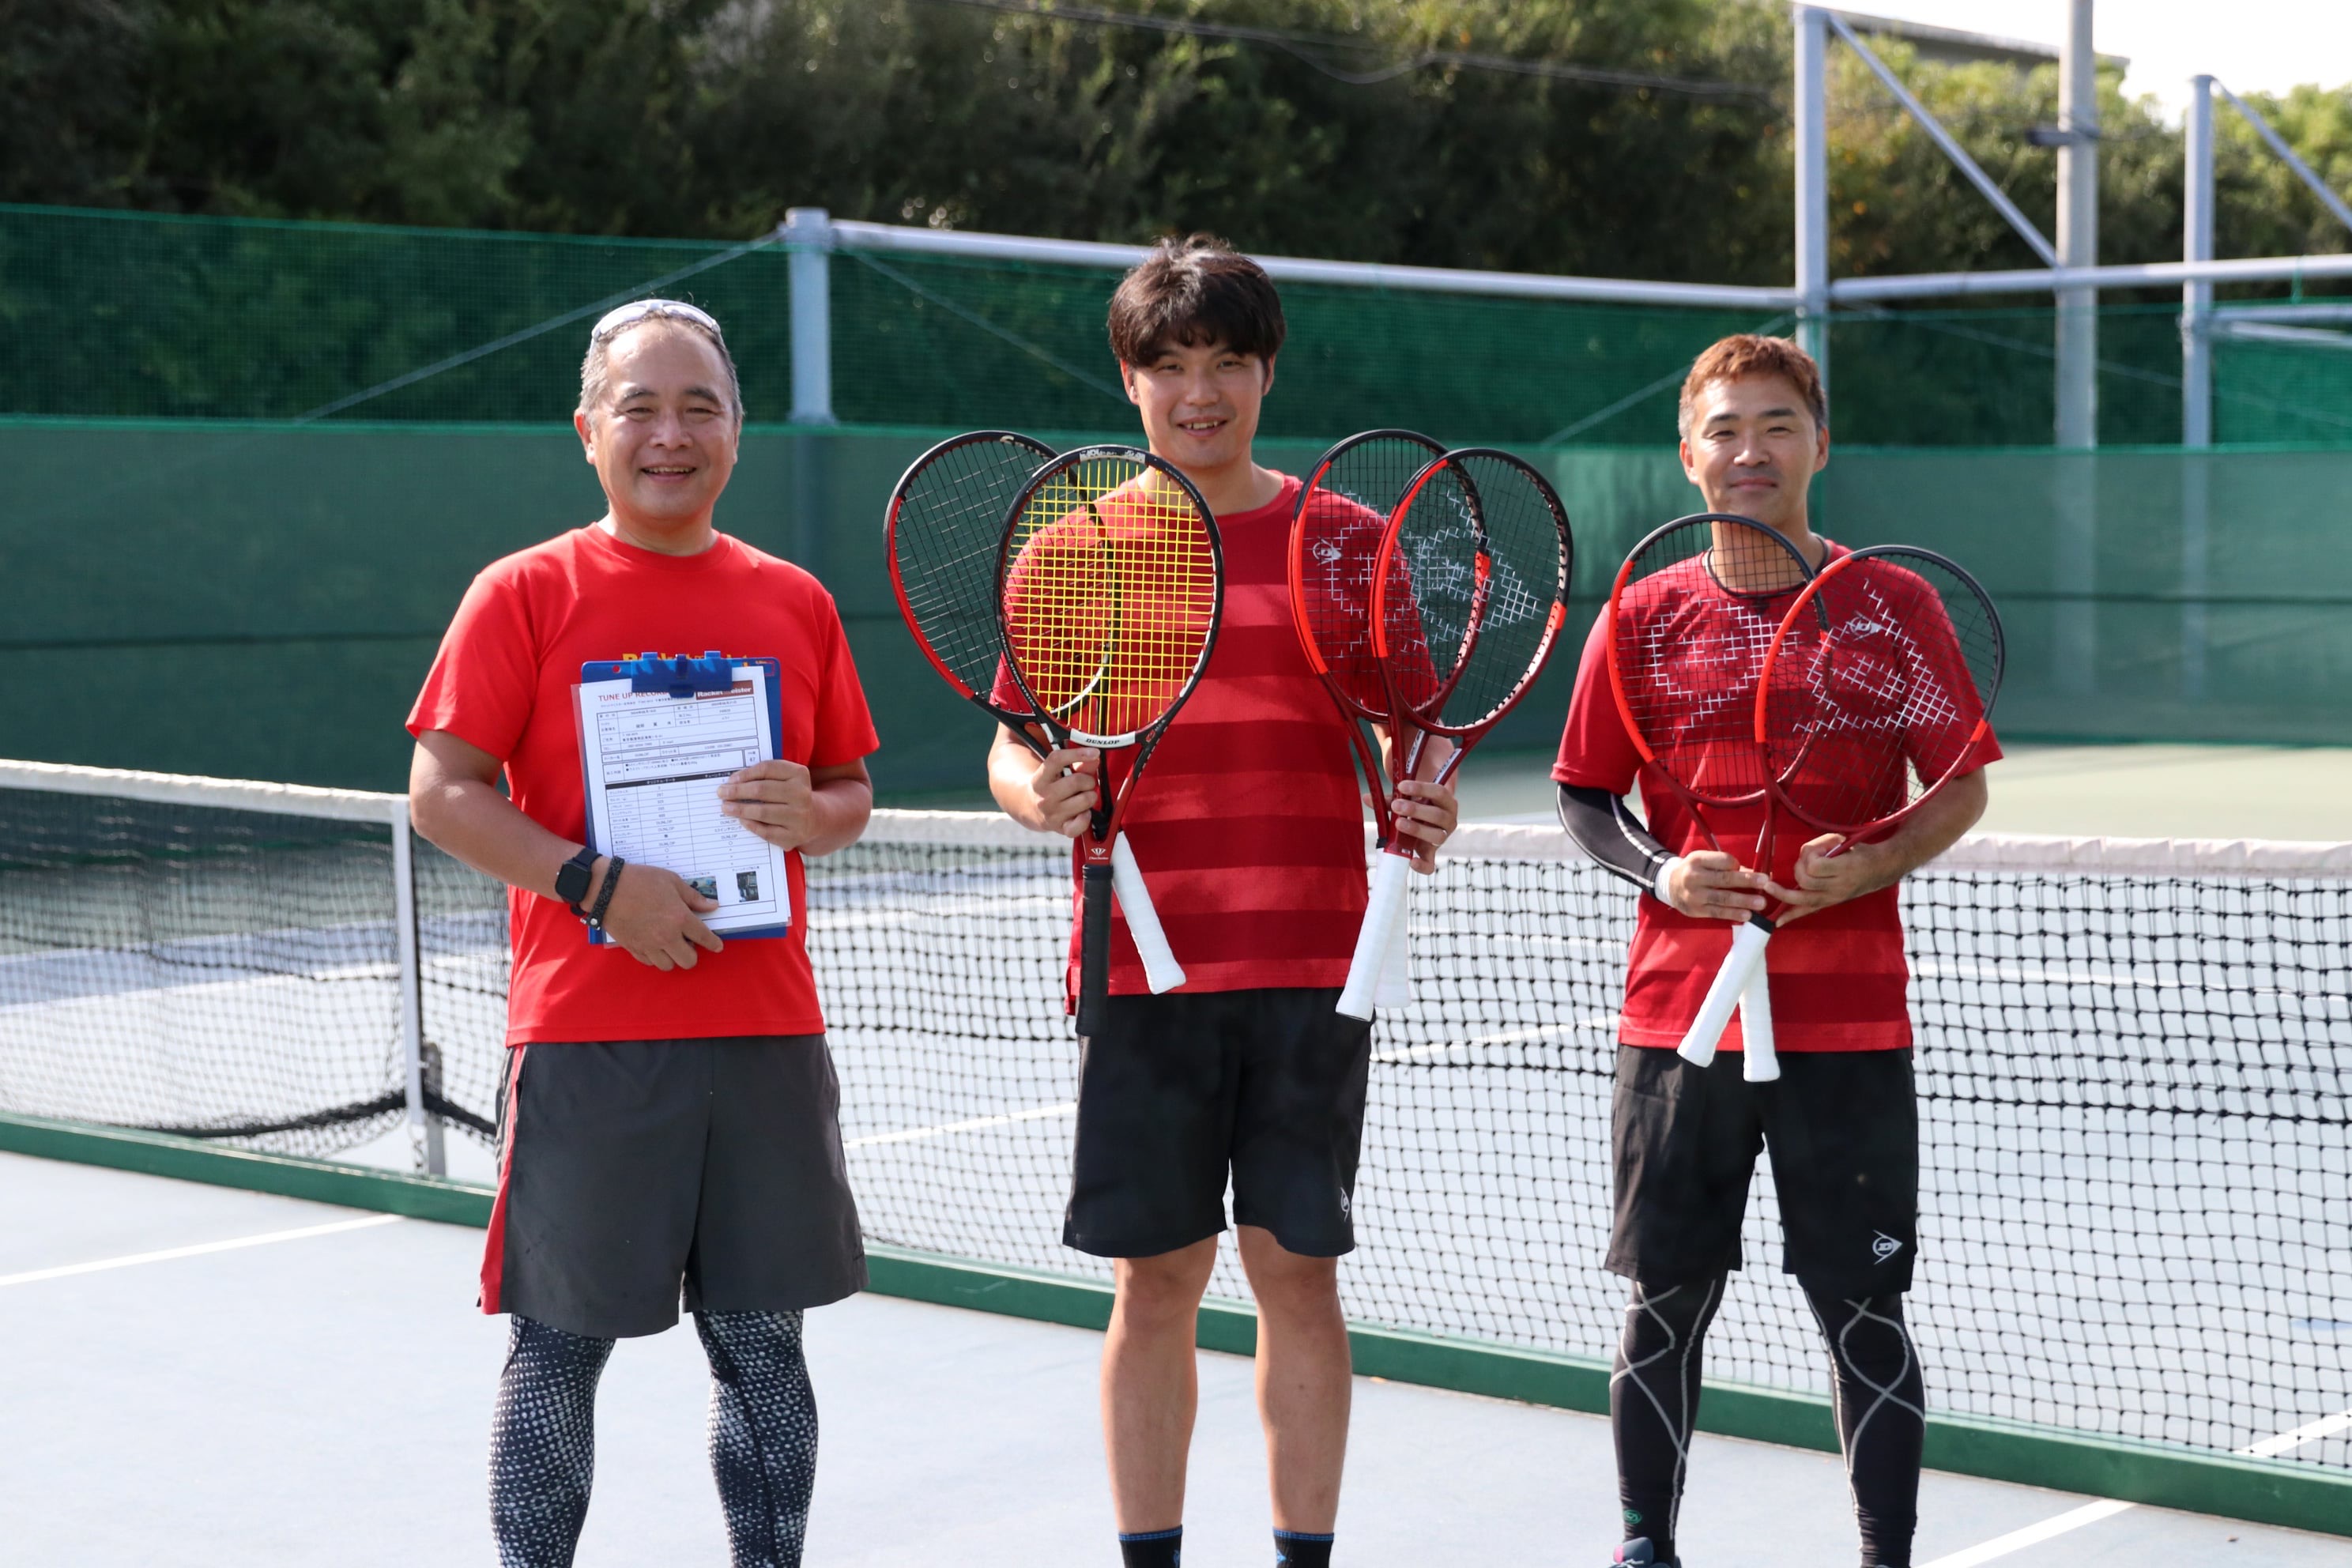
[
  {"xmin": 7, "ymin": 202, "xmax": 2351, "ymax": 446},
  {"xmin": 5, "ymin": 420, "xmax": 2349, "ymax": 793}
]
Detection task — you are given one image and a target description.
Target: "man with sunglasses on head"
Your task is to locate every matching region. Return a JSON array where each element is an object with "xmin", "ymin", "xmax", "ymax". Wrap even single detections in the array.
[{"xmin": 407, "ymin": 299, "xmax": 878, "ymax": 1568}]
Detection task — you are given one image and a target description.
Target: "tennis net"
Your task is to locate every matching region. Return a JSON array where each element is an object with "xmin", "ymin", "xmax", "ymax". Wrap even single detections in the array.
[{"xmin": 2, "ymin": 759, "xmax": 2346, "ymax": 1476}]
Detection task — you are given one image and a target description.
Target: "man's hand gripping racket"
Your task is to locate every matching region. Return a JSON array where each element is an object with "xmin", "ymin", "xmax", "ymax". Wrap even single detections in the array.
[
  {"xmin": 1336, "ymin": 449, "xmax": 1574, "ymax": 1020},
  {"xmin": 997, "ymin": 446, "xmax": 1223, "ymax": 1036},
  {"xmin": 1606, "ymin": 514, "xmax": 1816, "ymax": 1080},
  {"xmin": 885, "ymin": 432, "xmax": 1189, "ymax": 996}
]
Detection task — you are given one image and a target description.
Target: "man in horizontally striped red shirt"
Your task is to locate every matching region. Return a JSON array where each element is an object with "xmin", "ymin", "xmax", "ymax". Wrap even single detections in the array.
[
  {"xmin": 1553, "ymin": 335, "xmax": 1996, "ymax": 1568},
  {"xmin": 986, "ymin": 236, "xmax": 1460, "ymax": 1568}
]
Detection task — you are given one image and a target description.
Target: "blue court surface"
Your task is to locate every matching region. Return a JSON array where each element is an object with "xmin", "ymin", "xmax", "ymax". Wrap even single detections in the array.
[{"xmin": 4, "ymin": 1152, "xmax": 2343, "ymax": 1566}]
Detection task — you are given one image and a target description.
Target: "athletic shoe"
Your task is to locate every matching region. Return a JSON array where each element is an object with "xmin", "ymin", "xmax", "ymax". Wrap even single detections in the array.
[{"xmin": 1611, "ymin": 1541, "xmax": 1678, "ymax": 1566}]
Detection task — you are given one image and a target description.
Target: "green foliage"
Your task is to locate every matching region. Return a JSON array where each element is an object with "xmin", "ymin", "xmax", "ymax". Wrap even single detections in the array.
[{"xmin": 7, "ymin": 0, "xmax": 2348, "ymax": 290}]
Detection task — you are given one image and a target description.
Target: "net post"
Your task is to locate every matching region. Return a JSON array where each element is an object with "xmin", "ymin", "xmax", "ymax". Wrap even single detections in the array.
[{"xmin": 388, "ymin": 798, "xmax": 442, "ymax": 1177}]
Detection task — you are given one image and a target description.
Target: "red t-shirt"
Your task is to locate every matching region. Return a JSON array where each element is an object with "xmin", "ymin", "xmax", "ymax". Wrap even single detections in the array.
[
  {"xmin": 406, "ymin": 526, "xmax": 880, "ymax": 1045},
  {"xmin": 1000, "ymin": 473, "xmax": 1369, "ymax": 1001},
  {"xmin": 1552, "ymin": 540, "xmax": 2000, "ymax": 1052}
]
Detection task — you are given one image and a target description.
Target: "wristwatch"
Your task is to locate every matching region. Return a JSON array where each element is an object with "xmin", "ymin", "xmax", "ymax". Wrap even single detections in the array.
[{"xmin": 556, "ymin": 846, "xmax": 601, "ymax": 916}]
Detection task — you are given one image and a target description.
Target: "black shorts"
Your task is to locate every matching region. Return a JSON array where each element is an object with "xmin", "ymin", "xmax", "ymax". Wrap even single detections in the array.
[
  {"xmin": 1065, "ymin": 988, "xmax": 1373, "ymax": 1261},
  {"xmin": 1608, "ymin": 1043, "xmax": 1919, "ymax": 1298},
  {"xmin": 483, "ymin": 1035, "xmax": 866, "ymax": 1339}
]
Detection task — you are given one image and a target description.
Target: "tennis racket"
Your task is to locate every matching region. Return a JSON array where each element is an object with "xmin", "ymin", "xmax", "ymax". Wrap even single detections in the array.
[
  {"xmin": 885, "ymin": 432, "xmax": 1185, "ymax": 993},
  {"xmin": 1605, "ymin": 514, "xmax": 1816, "ymax": 1080},
  {"xmin": 1753, "ymin": 542, "xmax": 2003, "ymax": 931},
  {"xmin": 1336, "ymin": 448, "xmax": 1574, "ymax": 1020},
  {"xmin": 1291, "ymin": 429, "xmax": 1446, "ymax": 1010},
  {"xmin": 997, "ymin": 445, "xmax": 1223, "ymax": 1037}
]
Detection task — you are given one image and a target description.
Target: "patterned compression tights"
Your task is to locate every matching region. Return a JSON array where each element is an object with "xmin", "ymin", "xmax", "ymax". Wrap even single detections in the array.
[
  {"xmin": 1611, "ymin": 1276, "xmax": 1925, "ymax": 1567},
  {"xmin": 489, "ymin": 1311, "xmax": 820, "ymax": 1568}
]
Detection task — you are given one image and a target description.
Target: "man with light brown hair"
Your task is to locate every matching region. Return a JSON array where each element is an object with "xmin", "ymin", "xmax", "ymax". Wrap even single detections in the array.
[{"xmin": 1550, "ymin": 335, "xmax": 1994, "ymax": 1568}]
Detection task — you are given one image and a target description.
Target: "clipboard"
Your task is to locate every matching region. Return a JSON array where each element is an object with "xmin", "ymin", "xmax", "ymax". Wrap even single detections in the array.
[{"xmin": 575, "ymin": 650, "xmax": 793, "ymax": 943}]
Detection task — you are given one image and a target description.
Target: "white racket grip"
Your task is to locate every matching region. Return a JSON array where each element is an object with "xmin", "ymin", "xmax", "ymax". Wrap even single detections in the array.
[
  {"xmin": 1338, "ymin": 852, "xmax": 1413, "ymax": 1020},
  {"xmin": 1109, "ymin": 836, "xmax": 1185, "ymax": 995},
  {"xmin": 1373, "ymin": 869, "xmax": 1413, "ymax": 1011},
  {"xmin": 1678, "ymin": 919, "xmax": 1772, "ymax": 1068},
  {"xmin": 1740, "ymin": 947, "xmax": 1781, "ymax": 1083}
]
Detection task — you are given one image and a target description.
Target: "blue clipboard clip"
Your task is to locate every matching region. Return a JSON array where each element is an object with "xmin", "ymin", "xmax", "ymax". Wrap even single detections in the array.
[
  {"xmin": 620, "ymin": 650, "xmax": 741, "ymax": 697},
  {"xmin": 575, "ymin": 650, "xmax": 791, "ymax": 944}
]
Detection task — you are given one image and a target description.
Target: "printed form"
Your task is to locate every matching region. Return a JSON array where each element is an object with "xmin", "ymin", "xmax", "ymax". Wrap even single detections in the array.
[{"xmin": 574, "ymin": 664, "xmax": 792, "ymax": 936}]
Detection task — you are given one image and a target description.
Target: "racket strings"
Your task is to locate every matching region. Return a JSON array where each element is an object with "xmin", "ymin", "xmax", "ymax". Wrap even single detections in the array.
[
  {"xmin": 894, "ymin": 435, "xmax": 1052, "ymax": 691},
  {"xmin": 1002, "ymin": 456, "xmax": 1216, "ymax": 742},
  {"xmin": 1764, "ymin": 554, "xmax": 2003, "ymax": 827},
  {"xmin": 1297, "ymin": 438, "xmax": 1437, "ymax": 715},
  {"xmin": 1378, "ymin": 464, "xmax": 1484, "ymax": 717},
  {"xmin": 1426, "ymin": 454, "xmax": 1568, "ymax": 729},
  {"xmin": 1615, "ymin": 520, "xmax": 1807, "ymax": 803}
]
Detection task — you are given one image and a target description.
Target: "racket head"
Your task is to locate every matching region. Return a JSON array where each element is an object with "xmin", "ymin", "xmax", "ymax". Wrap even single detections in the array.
[
  {"xmin": 1605, "ymin": 512, "xmax": 1815, "ymax": 808},
  {"xmin": 1290, "ymin": 429, "xmax": 1446, "ymax": 722},
  {"xmin": 885, "ymin": 430, "xmax": 1057, "ymax": 710},
  {"xmin": 1757, "ymin": 544, "xmax": 2004, "ymax": 837},
  {"xmin": 996, "ymin": 445, "xmax": 1224, "ymax": 750},
  {"xmin": 1370, "ymin": 448, "xmax": 1572, "ymax": 740}
]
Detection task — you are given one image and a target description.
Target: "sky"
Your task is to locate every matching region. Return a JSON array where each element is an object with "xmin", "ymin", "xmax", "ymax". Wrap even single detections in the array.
[{"xmin": 1842, "ymin": 1, "xmax": 2352, "ymax": 115}]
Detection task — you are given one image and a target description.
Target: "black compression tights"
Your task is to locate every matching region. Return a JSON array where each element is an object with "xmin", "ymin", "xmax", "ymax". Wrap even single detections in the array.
[
  {"xmin": 1612, "ymin": 1277, "xmax": 1924, "ymax": 1567},
  {"xmin": 489, "ymin": 1312, "xmax": 820, "ymax": 1568}
]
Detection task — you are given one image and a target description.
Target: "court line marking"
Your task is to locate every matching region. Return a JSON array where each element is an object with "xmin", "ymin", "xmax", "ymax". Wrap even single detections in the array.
[
  {"xmin": 846, "ymin": 1102, "xmax": 1076, "ymax": 1148},
  {"xmin": 0, "ymin": 1214, "xmax": 406, "ymax": 1289},
  {"xmin": 1917, "ymin": 1500, "xmax": 2136, "ymax": 1568},
  {"xmin": 1918, "ymin": 1407, "xmax": 2352, "ymax": 1566}
]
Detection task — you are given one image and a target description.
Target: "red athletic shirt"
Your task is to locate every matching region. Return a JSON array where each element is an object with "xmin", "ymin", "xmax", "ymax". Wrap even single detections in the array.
[
  {"xmin": 1552, "ymin": 539, "xmax": 2000, "ymax": 1052},
  {"xmin": 407, "ymin": 526, "xmax": 880, "ymax": 1045},
  {"xmin": 998, "ymin": 473, "xmax": 1369, "ymax": 1001}
]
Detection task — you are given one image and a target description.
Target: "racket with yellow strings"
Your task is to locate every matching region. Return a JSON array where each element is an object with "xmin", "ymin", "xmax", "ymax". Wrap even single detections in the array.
[{"xmin": 996, "ymin": 446, "xmax": 1224, "ymax": 1036}]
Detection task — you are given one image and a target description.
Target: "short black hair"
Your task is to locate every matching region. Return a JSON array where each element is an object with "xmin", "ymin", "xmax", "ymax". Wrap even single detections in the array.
[{"xmin": 1106, "ymin": 234, "xmax": 1286, "ymax": 366}]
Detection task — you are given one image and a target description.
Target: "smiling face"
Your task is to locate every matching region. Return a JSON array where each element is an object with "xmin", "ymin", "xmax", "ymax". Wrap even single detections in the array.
[
  {"xmin": 574, "ymin": 322, "xmax": 741, "ymax": 551},
  {"xmin": 1679, "ymin": 372, "xmax": 1830, "ymax": 541},
  {"xmin": 1121, "ymin": 337, "xmax": 1273, "ymax": 487}
]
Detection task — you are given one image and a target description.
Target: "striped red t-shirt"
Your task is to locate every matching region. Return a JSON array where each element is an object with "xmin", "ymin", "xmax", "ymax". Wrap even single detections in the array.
[
  {"xmin": 1041, "ymin": 472, "xmax": 1368, "ymax": 1001},
  {"xmin": 1552, "ymin": 539, "xmax": 2000, "ymax": 1052}
]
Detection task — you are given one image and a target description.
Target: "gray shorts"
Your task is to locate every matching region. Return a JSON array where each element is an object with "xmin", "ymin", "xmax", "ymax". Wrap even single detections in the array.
[{"xmin": 481, "ymin": 1035, "xmax": 865, "ymax": 1339}]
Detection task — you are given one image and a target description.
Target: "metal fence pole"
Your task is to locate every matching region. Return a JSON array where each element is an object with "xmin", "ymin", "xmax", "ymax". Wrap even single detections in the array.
[
  {"xmin": 785, "ymin": 207, "xmax": 837, "ymax": 427},
  {"xmin": 2054, "ymin": 0, "xmax": 2100, "ymax": 450},
  {"xmin": 388, "ymin": 798, "xmax": 443, "ymax": 1176},
  {"xmin": 2180, "ymin": 75, "xmax": 2216, "ymax": 703},
  {"xmin": 1792, "ymin": 6, "xmax": 1830, "ymax": 382}
]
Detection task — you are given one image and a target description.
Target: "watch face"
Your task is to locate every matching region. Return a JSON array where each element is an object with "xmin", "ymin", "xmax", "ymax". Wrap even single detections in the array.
[{"xmin": 556, "ymin": 854, "xmax": 594, "ymax": 904}]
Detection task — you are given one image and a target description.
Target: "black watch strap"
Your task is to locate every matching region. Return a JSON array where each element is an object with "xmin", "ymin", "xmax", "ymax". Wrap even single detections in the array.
[
  {"xmin": 586, "ymin": 857, "xmax": 628, "ymax": 931},
  {"xmin": 556, "ymin": 846, "xmax": 601, "ymax": 915}
]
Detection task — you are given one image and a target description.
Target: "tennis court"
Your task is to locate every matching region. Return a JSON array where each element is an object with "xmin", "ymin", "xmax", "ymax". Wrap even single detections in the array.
[
  {"xmin": 3, "ymin": 757, "xmax": 2349, "ymax": 1561},
  {"xmin": 6, "ymin": 1151, "xmax": 2344, "ymax": 1566}
]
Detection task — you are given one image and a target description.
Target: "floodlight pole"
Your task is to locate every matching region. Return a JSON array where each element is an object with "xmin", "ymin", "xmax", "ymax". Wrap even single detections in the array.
[
  {"xmin": 1793, "ymin": 7, "xmax": 1831, "ymax": 380},
  {"xmin": 2181, "ymin": 76, "xmax": 2216, "ymax": 701},
  {"xmin": 2048, "ymin": 2, "xmax": 2099, "ymax": 698},
  {"xmin": 2055, "ymin": 0, "xmax": 2098, "ymax": 449}
]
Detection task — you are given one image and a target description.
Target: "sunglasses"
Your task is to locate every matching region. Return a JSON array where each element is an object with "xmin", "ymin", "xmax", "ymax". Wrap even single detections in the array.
[{"xmin": 590, "ymin": 299, "xmax": 724, "ymax": 343}]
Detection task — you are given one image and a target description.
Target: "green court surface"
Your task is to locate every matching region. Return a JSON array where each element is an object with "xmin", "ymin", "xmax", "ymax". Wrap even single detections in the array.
[{"xmin": 1456, "ymin": 742, "xmax": 2352, "ymax": 842}]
